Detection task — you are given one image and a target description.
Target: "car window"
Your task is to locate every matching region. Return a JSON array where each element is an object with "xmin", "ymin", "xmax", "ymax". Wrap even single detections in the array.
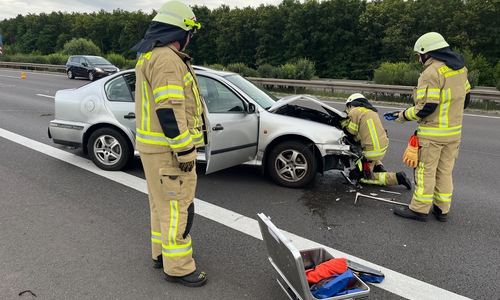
[
  {"xmin": 225, "ymin": 74, "xmax": 278, "ymax": 109},
  {"xmin": 87, "ymin": 56, "xmax": 112, "ymax": 65},
  {"xmin": 197, "ymin": 76, "xmax": 245, "ymax": 113},
  {"xmin": 105, "ymin": 75, "xmax": 134, "ymax": 102}
]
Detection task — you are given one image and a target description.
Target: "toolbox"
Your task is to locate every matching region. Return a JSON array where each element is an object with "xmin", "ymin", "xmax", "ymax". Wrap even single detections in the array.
[{"xmin": 257, "ymin": 213, "xmax": 370, "ymax": 300}]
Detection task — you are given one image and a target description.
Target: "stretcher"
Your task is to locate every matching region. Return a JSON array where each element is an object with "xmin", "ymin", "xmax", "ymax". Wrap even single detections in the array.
[{"xmin": 257, "ymin": 213, "xmax": 370, "ymax": 300}]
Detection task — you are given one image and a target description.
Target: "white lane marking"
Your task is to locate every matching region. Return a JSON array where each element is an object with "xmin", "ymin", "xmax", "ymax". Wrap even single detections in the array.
[
  {"xmin": 0, "ymin": 74, "xmax": 21, "ymax": 79},
  {"xmin": 36, "ymin": 94, "xmax": 55, "ymax": 98},
  {"xmin": 0, "ymin": 127, "xmax": 472, "ymax": 300}
]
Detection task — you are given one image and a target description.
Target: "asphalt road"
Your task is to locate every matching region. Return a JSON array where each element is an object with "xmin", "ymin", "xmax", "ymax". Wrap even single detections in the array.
[{"xmin": 1, "ymin": 69, "xmax": 499, "ymax": 300}]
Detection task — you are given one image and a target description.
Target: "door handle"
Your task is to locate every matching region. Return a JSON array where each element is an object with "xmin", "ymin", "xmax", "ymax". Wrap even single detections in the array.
[
  {"xmin": 124, "ymin": 112, "xmax": 135, "ymax": 119},
  {"xmin": 212, "ymin": 124, "xmax": 224, "ymax": 131}
]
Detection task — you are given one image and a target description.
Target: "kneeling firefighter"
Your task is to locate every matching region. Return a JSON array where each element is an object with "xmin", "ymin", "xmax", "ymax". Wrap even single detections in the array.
[{"xmin": 342, "ymin": 93, "xmax": 411, "ymax": 189}]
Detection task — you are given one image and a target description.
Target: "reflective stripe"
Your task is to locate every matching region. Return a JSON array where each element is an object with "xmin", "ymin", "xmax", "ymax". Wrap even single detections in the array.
[
  {"xmin": 465, "ymin": 80, "xmax": 471, "ymax": 92},
  {"xmin": 416, "ymin": 161, "xmax": 425, "ymax": 196},
  {"xmin": 154, "ymin": 85, "xmax": 185, "ymax": 103},
  {"xmin": 413, "ymin": 162, "xmax": 434, "ymax": 203},
  {"xmin": 439, "ymin": 89, "xmax": 451, "ymax": 128},
  {"xmin": 141, "ymin": 81, "xmax": 151, "ymax": 131},
  {"xmin": 417, "ymin": 125, "xmax": 462, "ymax": 137},
  {"xmin": 366, "ymin": 118, "xmax": 380, "ymax": 150},
  {"xmin": 360, "ymin": 172, "xmax": 387, "ymax": 185},
  {"xmin": 347, "ymin": 122, "xmax": 358, "ymax": 133},
  {"xmin": 162, "ymin": 240, "xmax": 193, "ymax": 257},
  {"xmin": 168, "ymin": 200, "xmax": 179, "ymax": 246},
  {"xmin": 404, "ymin": 106, "xmax": 419, "ymax": 121},
  {"xmin": 434, "ymin": 191, "xmax": 452, "ymax": 203},
  {"xmin": 444, "ymin": 68, "xmax": 465, "ymax": 78},
  {"xmin": 413, "ymin": 192, "xmax": 434, "ymax": 203},
  {"xmin": 426, "ymin": 88, "xmax": 441, "ymax": 99},
  {"xmin": 416, "ymin": 89, "xmax": 426, "ymax": 99},
  {"xmin": 364, "ymin": 145, "xmax": 388, "ymax": 158},
  {"xmin": 184, "ymin": 73, "xmax": 194, "ymax": 86},
  {"xmin": 151, "ymin": 231, "xmax": 162, "ymax": 244},
  {"xmin": 166, "ymin": 129, "xmax": 193, "ymax": 149},
  {"xmin": 136, "ymin": 128, "xmax": 170, "ymax": 146},
  {"xmin": 191, "ymin": 130, "xmax": 204, "ymax": 145}
]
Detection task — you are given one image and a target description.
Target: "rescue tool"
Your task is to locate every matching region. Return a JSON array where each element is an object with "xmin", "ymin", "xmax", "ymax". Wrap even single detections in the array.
[{"xmin": 354, "ymin": 192, "xmax": 409, "ymax": 207}]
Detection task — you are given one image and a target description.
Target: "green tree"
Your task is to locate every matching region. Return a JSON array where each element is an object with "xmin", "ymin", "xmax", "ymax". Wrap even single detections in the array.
[{"xmin": 61, "ymin": 38, "xmax": 101, "ymax": 56}]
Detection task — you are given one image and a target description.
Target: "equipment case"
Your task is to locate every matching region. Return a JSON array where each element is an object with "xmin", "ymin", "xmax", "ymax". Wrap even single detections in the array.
[{"xmin": 257, "ymin": 213, "xmax": 370, "ymax": 300}]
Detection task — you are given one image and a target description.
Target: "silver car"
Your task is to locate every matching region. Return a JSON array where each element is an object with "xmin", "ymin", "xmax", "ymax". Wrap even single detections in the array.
[{"xmin": 48, "ymin": 66, "xmax": 358, "ymax": 188}]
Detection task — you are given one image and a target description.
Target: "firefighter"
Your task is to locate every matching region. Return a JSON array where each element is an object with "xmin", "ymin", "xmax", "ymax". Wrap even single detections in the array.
[
  {"xmin": 131, "ymin": 1, "xmax": 208, "ymax": 286},
  {"xmin": 387, "ymin": 32, "xmax": 471, "ymax": 222},
  {"xmin": 342, "ymin": 93, "xmax": 412, "ymax": 189}
]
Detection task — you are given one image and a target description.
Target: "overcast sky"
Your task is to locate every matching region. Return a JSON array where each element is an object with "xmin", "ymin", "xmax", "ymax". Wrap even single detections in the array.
[{"xmin": 0, "ymin": 0, "xmax": 284, "ymax": 22}]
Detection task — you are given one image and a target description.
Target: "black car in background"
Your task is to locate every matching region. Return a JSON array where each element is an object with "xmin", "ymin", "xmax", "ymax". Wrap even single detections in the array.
[{"xmin": 66, "ymin": 55, "xmax": 119, "ymax": 81}]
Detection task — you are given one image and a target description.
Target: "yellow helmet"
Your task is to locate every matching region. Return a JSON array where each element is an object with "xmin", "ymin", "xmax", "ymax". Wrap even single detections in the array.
[
  {"xmin": 346, "ymin": 93, "xmax": 365, "ymax": 106},
  {"xmin": 414, "ymin": 32, "xmax": 449, "ymax": 54},
  {"xmin": 153, "ymin": 1, "xmax": 201, "ymax": 31}
]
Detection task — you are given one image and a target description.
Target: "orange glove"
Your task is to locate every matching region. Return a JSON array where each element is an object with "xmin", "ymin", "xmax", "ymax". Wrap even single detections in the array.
[{"xmin": 403, "ymin": 135, "xmax": 418, "ymax": 168}]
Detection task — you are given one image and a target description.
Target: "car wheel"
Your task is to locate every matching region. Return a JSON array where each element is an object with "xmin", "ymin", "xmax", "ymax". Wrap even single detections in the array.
[
  {"xmin": 67, "ymin": 70, "xmax": 75, "ymax": 79},
  {"xmin": 88, "ymin": 71, "xmax": 95, "ymax": 81},
  {"xmin": 267, "ymin": 141, "xmax": 318, "ymax": 188},
  {"xmin": 87, "ymin": 128, "xmax": 132, "ymax": 171}
]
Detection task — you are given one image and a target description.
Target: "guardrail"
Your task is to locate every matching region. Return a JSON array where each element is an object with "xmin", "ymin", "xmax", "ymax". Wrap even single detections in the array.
[
  {"xmin": 0, "ymin": 61, "xmax": 66, "ymax": 72},
  {"xmin": 2, "ymin": 61, "xmax": 499, "ymax": 107}
]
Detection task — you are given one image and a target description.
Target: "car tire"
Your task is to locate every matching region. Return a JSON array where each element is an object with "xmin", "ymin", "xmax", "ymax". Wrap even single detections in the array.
[
  {"xmin": 267, "ymin": 141, "xmax": 318, "ymax": 188},
  {"xmin": 88, "ymin": 71, "xmax": 95, "ymax": 81},
  {"xmin": 67, "ymin": 70, "xmax": 75, "ymax": 79},
  {"xmin": 87, "ymin": 128, "xmax": 132, "ymax": 171}
]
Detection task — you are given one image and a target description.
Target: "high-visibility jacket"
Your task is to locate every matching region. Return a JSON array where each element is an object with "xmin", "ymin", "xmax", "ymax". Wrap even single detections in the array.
[
  {"xmin": 346, "ymin": 107, "xmax": 389, "ymax": 160},
  {"xmin": 402, "ymin": 57, "xmax": 470, "ymax": 142},
  {"xmin": 134, "ymin": 44, "xmax": 208, "ymax": 162}
]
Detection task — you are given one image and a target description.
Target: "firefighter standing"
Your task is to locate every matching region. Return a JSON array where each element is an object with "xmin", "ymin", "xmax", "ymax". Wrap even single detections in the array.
[
  {"xmin": 132, "ymin": 1, "xmax": 208, "ymax": 286},
  {"xmin": 388, "ymin": 32, "xmax": 471, "ymax": 222},
  {"xmin": 342, "ymin": 93, "xmax": 412, "ymax": 189}
]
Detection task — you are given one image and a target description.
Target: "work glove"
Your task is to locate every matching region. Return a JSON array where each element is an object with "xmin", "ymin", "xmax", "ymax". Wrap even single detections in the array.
[
  {"xmin": 403, "ymin": 135, "xmax": 419, "ymax": 168},
  {"xmin": 340, "ymin": 118, "xmax": 349, "ymax": 129},
  {"xmin": 383, "ymin": 110, "xmax": 404, "ymax": 122},
  {"xmin": 179, "ymin": 160, "xmax": 196, "ymax": 172}
]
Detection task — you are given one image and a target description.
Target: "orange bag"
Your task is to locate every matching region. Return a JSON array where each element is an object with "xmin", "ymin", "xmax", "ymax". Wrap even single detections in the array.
[
  {"xmin": 403, "ymin": 135, "xmax": 419, "ymax": 168},
  {"xmin": 305, "ymin": 258, "xmax": 348, "ymax": 284}
]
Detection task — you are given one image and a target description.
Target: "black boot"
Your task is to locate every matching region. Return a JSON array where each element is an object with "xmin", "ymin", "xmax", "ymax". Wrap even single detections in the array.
[
  {"xmin": 394, "ymin": 207, "xmax": 428, "ymax": 222},
  {"xmin": 396, "ymin": 172, "xmax": 412, "ymax": 190},
  {"xmin": 432, "ymin": 205, "xmax": 448, "ymax": 222},
  {"xmin": 153, "ymin": 254, "xmax": 163, "ymax": 269},
  {"xmin": 373, "ymin": 165, "xmax": 387, "ymax": 173},
  {"xmin": 164, "ymin": 269, "xmax": 207, "ymax": 287}
]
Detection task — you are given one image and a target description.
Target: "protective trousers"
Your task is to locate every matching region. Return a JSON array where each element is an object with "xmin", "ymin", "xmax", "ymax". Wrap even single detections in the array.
[
  {"xmin": 140, "ymin": 151, "xmax": 197, "ymax": 276},
  {"xmin": 410, "ymin": 138, "xmax": 460, "ymax": 214},
  {"xmin": 360, "ymin": 160, "xmax": 398, "ymax": 186}
]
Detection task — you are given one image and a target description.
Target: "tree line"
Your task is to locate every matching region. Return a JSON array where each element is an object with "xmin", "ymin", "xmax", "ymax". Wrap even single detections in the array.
[{"xmin": 1, "ymin": 0, "xmax": 500, "ymax": 86}]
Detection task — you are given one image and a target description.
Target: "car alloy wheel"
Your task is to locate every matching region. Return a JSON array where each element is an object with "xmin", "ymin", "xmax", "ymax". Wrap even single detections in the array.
[
  {"xmin": 87, "ymin": 128, "xmax": 132, "ymax": 171},
  {"xmin": 267, "ymin": 141, "xmax": 318, "ymax": 188},
  {"xmin": 67, "ymin": 70, "xmax": 75, "ymax": 79},
  {"xmin": 88, "ymin": 71, "xmax": 95, "ymax": 81}
]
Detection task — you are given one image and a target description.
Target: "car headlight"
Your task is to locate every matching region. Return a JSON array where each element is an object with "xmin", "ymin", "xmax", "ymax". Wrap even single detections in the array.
[
  {"xmin": 116, "ymin": 68, "xmax": 120, "ymax": 72},
  {"xmin": 95, "ymin": 67, "xmax": 103, "ymax": 73}
]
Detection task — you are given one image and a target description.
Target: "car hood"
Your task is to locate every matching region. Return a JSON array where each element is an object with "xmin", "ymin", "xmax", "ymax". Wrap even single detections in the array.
[{"xmin": 268, "ymin": 94, "xmax": 347, "ymax": 118}]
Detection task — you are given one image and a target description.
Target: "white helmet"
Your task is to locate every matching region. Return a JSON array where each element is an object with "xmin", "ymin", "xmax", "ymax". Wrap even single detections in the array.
[
  {"xmin": 152, "ymin": 1, "xmax": 201, "ymax": 32},
  {"xmin": 346, "ymin": 93, "xmax": 365, "ymax": 106},
  {"xmin": 414, "ymin": 32, "xmax": 449, "ymax": 54}
]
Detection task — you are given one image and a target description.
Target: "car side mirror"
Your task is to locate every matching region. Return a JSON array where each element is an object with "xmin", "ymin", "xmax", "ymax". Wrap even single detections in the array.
[
  {"xmin": 82, "ymin": 62, "xmax": 88, "ymax": 66},
  {"xmin": 248, "ymin": 103, "xmax": 256, "ymax": 114}
]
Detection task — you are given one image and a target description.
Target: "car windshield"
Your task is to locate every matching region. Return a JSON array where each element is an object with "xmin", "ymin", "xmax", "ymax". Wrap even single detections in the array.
[
  {"xmin": 87, "ymin": 56, "xmax": 112, "ymax": 65},
  {"xmin": 225, "ymin": 74, "xmax": 278, "ymax": 109}
]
